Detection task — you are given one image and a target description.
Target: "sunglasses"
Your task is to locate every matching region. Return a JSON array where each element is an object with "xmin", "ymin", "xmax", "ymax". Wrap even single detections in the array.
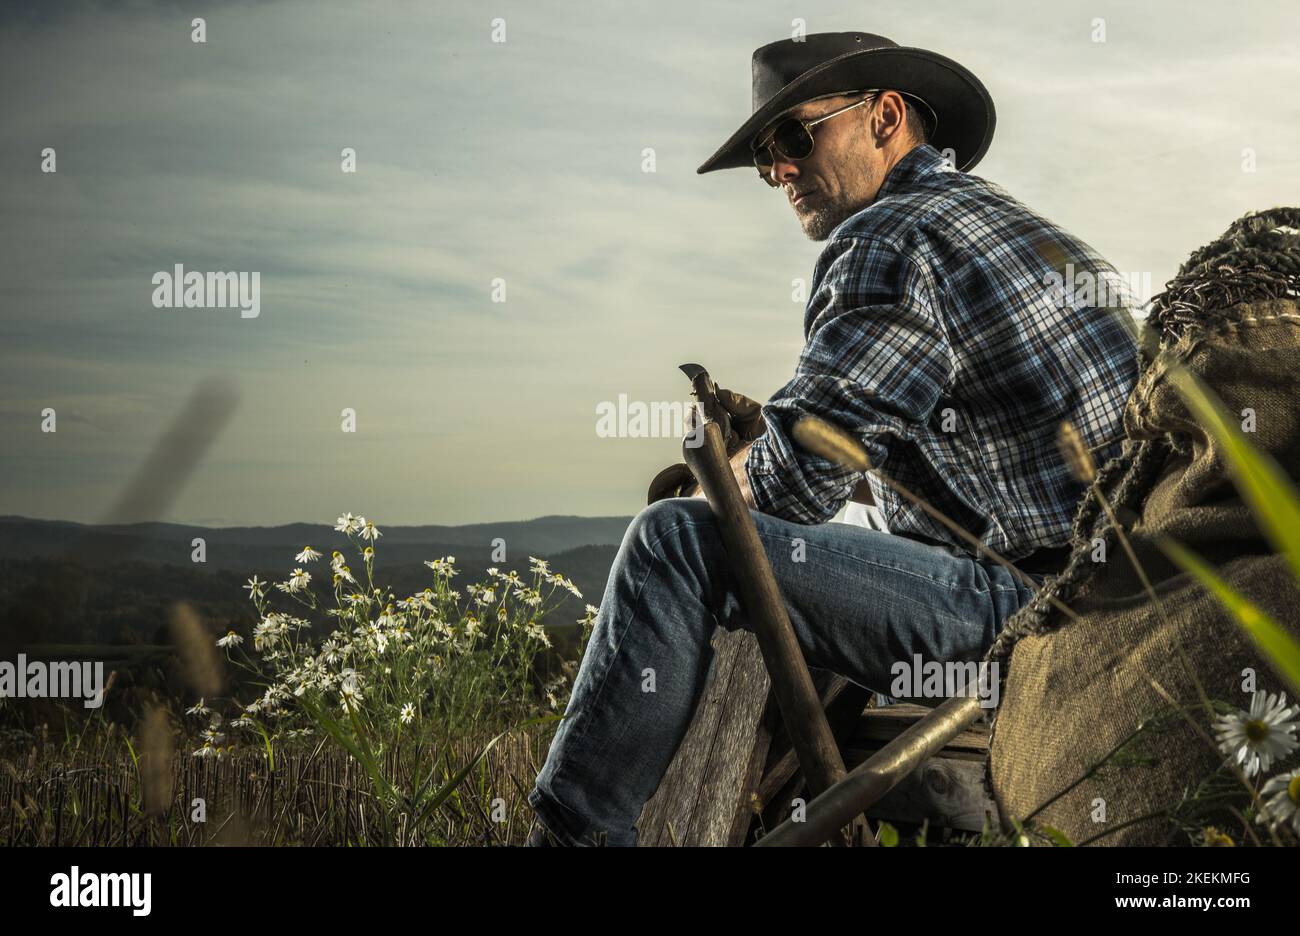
[{"xmin": 751, "ymin": 91, "xmax": 881, "ymax": 187}]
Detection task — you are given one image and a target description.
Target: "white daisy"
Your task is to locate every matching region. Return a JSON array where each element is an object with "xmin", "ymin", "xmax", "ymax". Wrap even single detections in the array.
[
  {"xmin": 253, "ymin": 615, "xmax": 284, "ymax": 652},
  {"xmin": 335, "ymin": 512, "xmax": 359, "ymax": 533},
  {"xmin": 424, "ymin": 557, "xmax": 458, "ymax": 577},
  {"xmin": 359, "ymin": 519, "xmax": 382, "ymax": 542},
  {"xmin": 339, "ymin": 675, "xmax": 363, "ymax": 713},
  {"xmin": 296, "ymin": 546, "xmax": 322, "ymax": 563},
  {"xmin": 243, "ymin": 575, "xmax": 265, "ymax": 599},
  {"xmin": 1215, "ymin": 691, "xmax": 1300, "ymax": 777},
  {"xmin": 185, "ymin": 698, "xmax": 210, "ymax": 717},
  {"xmin": 1256, "ymin": 767, "xmax": 1300, "ymax": 836},
  {"xmin": 400, "ymin": 703, "xmax": 415, "ymax": 725},
  {"xmin": 556, "ymin": 576, "xmax": 582, "ymax": 598},
  {"xmin": 216, "ymin": 630, "xmax": 243, "ymax": 648}
]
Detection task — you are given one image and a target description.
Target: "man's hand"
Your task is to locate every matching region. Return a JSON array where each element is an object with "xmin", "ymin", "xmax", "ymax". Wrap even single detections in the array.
[
  {"xmin": 650, "ymin": 386, "xmax": 764, "ymax": 507},
  {"xmin": 714, "ymin": 387, "xmax": 765, "ymax": 455},
  {"xmin": 691, "ymin": 440, "xmax": 757, "ymax": 509}
]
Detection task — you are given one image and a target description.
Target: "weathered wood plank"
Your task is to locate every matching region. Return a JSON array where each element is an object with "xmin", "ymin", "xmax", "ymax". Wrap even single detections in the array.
[
  {"xmin": 756, "ymin": 673, "xmax": 873, "ymax": 810},
  {"xmin": 683, "ymin": 633, "xmax": 773, "ymax": 846},
  {"xmin": 759, "ymin": 700, "xmax": 995, "ymax": 836},
  {"xmin": 850, "ymin": 704, "xmax": 990, "ymax": 754},
  {"xmin": 636, "ymin": 628, "xmax": 770, "ymax": 846}
]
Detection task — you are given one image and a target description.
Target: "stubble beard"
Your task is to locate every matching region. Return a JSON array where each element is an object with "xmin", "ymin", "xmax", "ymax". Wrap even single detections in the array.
[{"xmin": 798, "ymin": 190, "xmax": 863, "ymax": 241}]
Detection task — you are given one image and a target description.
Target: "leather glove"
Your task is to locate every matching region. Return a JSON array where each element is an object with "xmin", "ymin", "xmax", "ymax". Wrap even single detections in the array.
[
  {"xmin": 647, "ymin": 462, "xmax": 697, "ymax": 504},
  {"xmin": 714, "ymin": 386, "xmax": 766, "ymax": 455},
  {"xmin": 647, "ymin": 387, "xmax": 767, "ymax": 504}
]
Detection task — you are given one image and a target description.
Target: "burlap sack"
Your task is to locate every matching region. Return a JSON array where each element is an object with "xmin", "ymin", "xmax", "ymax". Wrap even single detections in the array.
[{"xmin": 985, "ymin": 211, "xmax": 1300, "ymax": 846}]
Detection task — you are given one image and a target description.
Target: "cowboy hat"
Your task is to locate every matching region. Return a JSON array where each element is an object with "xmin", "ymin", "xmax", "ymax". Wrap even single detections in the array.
[{"xmin": 697, "ymin": 32, "xmax": 995, "ymax": 175}]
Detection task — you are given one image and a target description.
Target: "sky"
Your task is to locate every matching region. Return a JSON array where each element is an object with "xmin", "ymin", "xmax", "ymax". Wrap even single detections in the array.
[{"xmin": 1, "ymin": 0, "xmax": 1296, "ymax": 528}]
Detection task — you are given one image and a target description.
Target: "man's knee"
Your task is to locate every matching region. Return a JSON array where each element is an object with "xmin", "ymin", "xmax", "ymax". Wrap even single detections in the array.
[{"xmin": 630, "ymin": 496, "xmax": 712, "ymax": 544}]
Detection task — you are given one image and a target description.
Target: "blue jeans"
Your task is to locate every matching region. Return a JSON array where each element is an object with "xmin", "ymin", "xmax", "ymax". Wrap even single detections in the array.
[{"xmin": 527, "ymin": 497, "xmax": 1042, "ymax": 846}]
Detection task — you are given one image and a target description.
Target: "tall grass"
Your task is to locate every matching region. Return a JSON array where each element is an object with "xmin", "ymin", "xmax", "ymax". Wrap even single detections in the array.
[{"xmin": 1, "ymin": 512, "xmax": 599, "ymax": 846}]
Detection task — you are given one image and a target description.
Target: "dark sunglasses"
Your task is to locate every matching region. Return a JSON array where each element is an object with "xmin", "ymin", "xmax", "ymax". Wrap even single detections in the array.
[{"xmin": 751, "ymin": 92, "xmax": 880, "ymax": 187}]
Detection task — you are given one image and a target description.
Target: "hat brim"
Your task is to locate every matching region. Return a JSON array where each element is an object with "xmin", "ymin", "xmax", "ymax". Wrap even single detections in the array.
[{"xmin": 696, "ymin": 46, "xmax": 995, "ymax": 175}]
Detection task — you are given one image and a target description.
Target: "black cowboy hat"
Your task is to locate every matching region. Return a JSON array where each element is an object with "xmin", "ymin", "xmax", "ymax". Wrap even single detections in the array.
[{"xmin": 697, "ymin": 32, "xmax": 996, "ymax": 175}]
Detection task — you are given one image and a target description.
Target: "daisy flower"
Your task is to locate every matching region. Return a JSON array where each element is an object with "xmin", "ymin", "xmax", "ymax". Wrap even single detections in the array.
[
  {"xmin": 1256, "ymin": 768, "xmax": 1300, "ymax": 836},
  {"xmin": 1200, "ymin": 826, "xmax": 1235, "ymax": 847},
  {"xmin": 243, "ymin": 575, "xmax": 266, "ymax": 599},
  {"xmin": 296, "ymin": 546, "xmax": 322, "ymax": 563},
  {"xmin": 400, "ymin": 703, "xmax": 415, "ymax": 725},
  {"xmin": 1214, "ymin": 690, "xmax": 1300, "ymax": 777},
  {"xmin": 216, "ymin": 630, "xmax": 244, "ymax": 648},
  {"xmin": 339, "ymin": 676, "xmax": 363, "ymax": 713},
  {"xmin": 185, "ymin": 698, "xmax": 210, "ymax": 717}
]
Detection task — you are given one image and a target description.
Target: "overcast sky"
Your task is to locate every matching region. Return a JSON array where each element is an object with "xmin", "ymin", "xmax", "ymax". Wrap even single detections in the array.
[{"xmin": 1, "ymin": 0, "xmax": 1295, "ymax": 528}]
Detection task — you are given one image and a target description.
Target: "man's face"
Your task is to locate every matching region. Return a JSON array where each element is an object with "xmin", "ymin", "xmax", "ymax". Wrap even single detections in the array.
[{"xmin": 755, "ymin": 93, "xmax": 891, "ymax": 241}]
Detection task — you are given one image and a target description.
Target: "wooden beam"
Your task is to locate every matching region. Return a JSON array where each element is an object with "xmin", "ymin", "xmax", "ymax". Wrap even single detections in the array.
[{"xmin": 636, "ymin": 629, "xmax": 772, "ymax": 846}]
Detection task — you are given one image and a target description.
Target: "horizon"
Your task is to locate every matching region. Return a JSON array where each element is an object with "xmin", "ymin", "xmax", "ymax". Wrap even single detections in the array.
[{"xmin": 0, "ymin": 511, "xmax": 635, "ymax": 531}]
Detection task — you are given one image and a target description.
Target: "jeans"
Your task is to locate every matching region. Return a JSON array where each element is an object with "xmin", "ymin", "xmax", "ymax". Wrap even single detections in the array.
[{"xmin": 527, "ymin": 497, "xmax": 1043, "ymax": 846}]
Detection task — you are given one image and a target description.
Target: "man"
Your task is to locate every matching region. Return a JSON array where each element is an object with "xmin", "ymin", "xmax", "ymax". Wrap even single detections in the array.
[{"xmin": 527, "ymin": 32, "xmax": 1139, "ymax": 846}]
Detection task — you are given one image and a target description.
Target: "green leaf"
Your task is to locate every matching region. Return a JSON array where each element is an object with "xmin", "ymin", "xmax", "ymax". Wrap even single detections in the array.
[
  {"xmin": 1168, "ymin": 367, "xmax": 1300, "ymax": 582},
  {"xmin": 877, "ymin": 821, "xmax": 899, "ymax": 847},
  {"xmin": 411, "ymin": 713, "xmax": 562, "ymax": 823},
  {"xmin": 300, "ymin": 696, "xmax": 392, "ymax": 802},
  {"xmin": 1159, "ymin": 536, "xmax": 1300, "ymax": 696},
  {"xmin": 250, "ymin": 719, "xmax": 275, "ymax": 771},
  {"xmin": 1041, "ymin": 825, "xmax": 1074, "ymax": 847}
]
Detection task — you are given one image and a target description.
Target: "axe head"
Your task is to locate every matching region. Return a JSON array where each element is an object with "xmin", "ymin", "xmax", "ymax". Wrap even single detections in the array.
[{"xmin": 678, "ymin": 363, "xmax": 732, "ymax": 441}]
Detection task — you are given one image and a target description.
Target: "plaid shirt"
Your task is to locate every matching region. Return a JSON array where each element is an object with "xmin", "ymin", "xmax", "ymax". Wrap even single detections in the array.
[{"xmin": 745, "ymin": 144, "xmax": 1140, "ymax": 560}]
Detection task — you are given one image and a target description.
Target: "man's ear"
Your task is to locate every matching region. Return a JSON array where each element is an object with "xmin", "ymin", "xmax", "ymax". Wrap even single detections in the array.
[{"xmin": 872, "ymin": 90, "xmax": 908, "ymax": 143}]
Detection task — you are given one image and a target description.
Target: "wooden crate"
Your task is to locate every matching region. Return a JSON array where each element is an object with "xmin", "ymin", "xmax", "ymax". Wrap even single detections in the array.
[{"xmin": 637, "ymin": 628, "xmax": 998, "ymax": 845}]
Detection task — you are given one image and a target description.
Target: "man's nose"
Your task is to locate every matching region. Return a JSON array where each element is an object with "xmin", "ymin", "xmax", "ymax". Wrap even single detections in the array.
[{"xmin": 769, "ymin": 156, "xmax": 799, "ymax": 188}]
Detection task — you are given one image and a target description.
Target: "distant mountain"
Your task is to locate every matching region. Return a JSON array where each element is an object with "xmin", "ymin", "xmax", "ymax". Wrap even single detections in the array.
[{"xmin": 0, "ymin": 514, "xmax": 634, "ymax": 572}]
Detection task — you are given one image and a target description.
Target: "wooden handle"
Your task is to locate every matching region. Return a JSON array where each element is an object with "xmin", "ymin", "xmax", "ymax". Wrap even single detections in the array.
[{"xmin": 683, "ymin": 422, "xmax": 871, "ymax": 845}]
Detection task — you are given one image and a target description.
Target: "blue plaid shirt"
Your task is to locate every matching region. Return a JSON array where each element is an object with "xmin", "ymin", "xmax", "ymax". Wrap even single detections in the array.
[{"xmin": 745, "ymin": 144, "xmax": 1140, "ymax": 560}]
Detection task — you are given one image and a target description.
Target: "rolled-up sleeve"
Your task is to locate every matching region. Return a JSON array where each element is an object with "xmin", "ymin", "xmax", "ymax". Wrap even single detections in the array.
[{"xmin": 744, "ymin": 234, "xmax": 952, "ymax": 524}]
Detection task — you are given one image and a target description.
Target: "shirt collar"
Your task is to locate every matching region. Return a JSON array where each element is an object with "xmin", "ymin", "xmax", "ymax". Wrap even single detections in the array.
[{"xmin": 873, "ymin": 144, "xmax": 950, "ymax": 200}]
